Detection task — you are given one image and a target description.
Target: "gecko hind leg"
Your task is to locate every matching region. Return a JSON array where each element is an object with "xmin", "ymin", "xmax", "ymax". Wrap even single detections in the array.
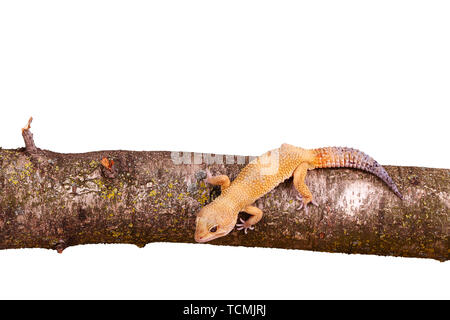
[
  {"xmin": 293, "ymin": 162, "xmax": 318, "ymax": 214},
  {"xmin": 204, "ymin": 168, "xmax": 230, "ymax": 192},
  {"xmin": 236, "ymin": 205, "xmax": 263, "ymax": 234}
]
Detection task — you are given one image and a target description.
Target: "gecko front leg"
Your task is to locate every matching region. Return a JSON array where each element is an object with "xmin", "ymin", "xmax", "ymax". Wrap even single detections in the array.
[
  {"xmin": 293, "ymin": 162, "xmax": 318, "ymax": 214},
  {"xmin": 204, "ymin": 168, "xmax": 230, "ymax": 192},
  {"xmin": 236, "ymin": 205, "xmax": 263, "ymax": 234}
]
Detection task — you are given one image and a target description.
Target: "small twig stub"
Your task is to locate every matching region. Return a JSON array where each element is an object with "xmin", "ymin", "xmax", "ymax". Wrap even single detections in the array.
[{"xmin": 21, "ymin": 116, "xmax": 38, "ymax": 154}]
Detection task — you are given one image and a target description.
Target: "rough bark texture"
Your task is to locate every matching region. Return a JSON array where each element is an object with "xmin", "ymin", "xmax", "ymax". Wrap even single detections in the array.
[{"xmin": 0, "ymin": 146, "xmax": 448, "ymax": 261}]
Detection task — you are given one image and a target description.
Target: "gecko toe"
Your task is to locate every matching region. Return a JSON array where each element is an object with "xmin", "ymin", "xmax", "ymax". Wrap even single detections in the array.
[{"xmin": 236, "ymin": 219, "xmax": 254, "ymax": 234}]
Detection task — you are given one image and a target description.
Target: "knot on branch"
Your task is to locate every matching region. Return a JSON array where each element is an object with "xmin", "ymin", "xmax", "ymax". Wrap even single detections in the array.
[{"xmin": 101, "ymin": 157, "xmax": 118, "ymax": 178}]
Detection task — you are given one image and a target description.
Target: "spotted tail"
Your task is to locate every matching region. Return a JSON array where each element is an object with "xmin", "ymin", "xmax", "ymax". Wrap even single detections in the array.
[{"xmin": 312, "ymin": 147, "xmax": 403, "ymax": 199}]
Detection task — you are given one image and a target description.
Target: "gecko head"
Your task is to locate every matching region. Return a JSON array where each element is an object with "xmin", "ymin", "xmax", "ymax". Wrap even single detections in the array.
[{"xmin": 194, "ymin": 203, "xmax": 236, "ymax": 243}]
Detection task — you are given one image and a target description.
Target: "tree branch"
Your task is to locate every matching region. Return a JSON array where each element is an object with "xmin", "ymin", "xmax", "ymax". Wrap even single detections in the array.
[{"xmin": 0, "ymin": 119, "xmax": 448, "ymax": 261}]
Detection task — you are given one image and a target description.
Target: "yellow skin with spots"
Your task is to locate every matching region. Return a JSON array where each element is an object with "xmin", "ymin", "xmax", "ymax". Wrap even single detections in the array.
[{"xmin": 194, "ymin": 143, "xmax": 402, "ymax": 243}]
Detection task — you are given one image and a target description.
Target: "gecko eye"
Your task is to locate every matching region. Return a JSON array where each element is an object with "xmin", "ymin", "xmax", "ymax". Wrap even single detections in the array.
[{"xmin": 209, "ymin": 226, "xmax": 218, "ymax": 233}]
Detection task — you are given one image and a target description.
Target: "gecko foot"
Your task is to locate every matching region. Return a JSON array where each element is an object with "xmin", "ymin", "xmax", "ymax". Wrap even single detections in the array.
[
  {"xmin": 296, "ymin": 195, "xmax": 318, "ymax": 214},
  {"xmin": 236, "ymin": 218, "xmax": 254, "ymax": 234}
]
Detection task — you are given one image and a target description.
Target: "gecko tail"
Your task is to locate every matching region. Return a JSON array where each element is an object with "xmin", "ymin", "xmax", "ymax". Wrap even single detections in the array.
[{"xmin": 312, "ymin": 147, "xmax": 403, "ymax": 199}]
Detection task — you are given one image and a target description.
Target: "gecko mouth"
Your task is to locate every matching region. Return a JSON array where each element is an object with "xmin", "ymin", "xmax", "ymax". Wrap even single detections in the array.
[
  {"xmin": 195, "ymin": 229, "xmax": 234, "ymax": 243},
  {"xmin": 195, "ymin": 232, "xmax": 227, "ymax": 243},
  {"xmin": 194, "ymin": 233, "xmax": 211, "ymax": 243}
]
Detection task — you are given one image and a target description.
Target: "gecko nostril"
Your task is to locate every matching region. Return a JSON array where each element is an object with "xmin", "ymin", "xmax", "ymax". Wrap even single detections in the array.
[{"xmin": 195, "ymin": 234, "xmax": 203, "ymax": 241}]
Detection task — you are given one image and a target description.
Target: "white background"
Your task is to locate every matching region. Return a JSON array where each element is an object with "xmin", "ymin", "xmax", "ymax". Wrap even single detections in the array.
[{"xmin": 0, "ymin": 1, "xmax": 448, "ymax": 299}]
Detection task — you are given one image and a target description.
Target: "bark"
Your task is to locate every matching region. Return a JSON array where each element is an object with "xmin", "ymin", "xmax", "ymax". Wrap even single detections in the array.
[{"xmin": 0, "ymin": 122, "xmax": 448, "ymax": 261}]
